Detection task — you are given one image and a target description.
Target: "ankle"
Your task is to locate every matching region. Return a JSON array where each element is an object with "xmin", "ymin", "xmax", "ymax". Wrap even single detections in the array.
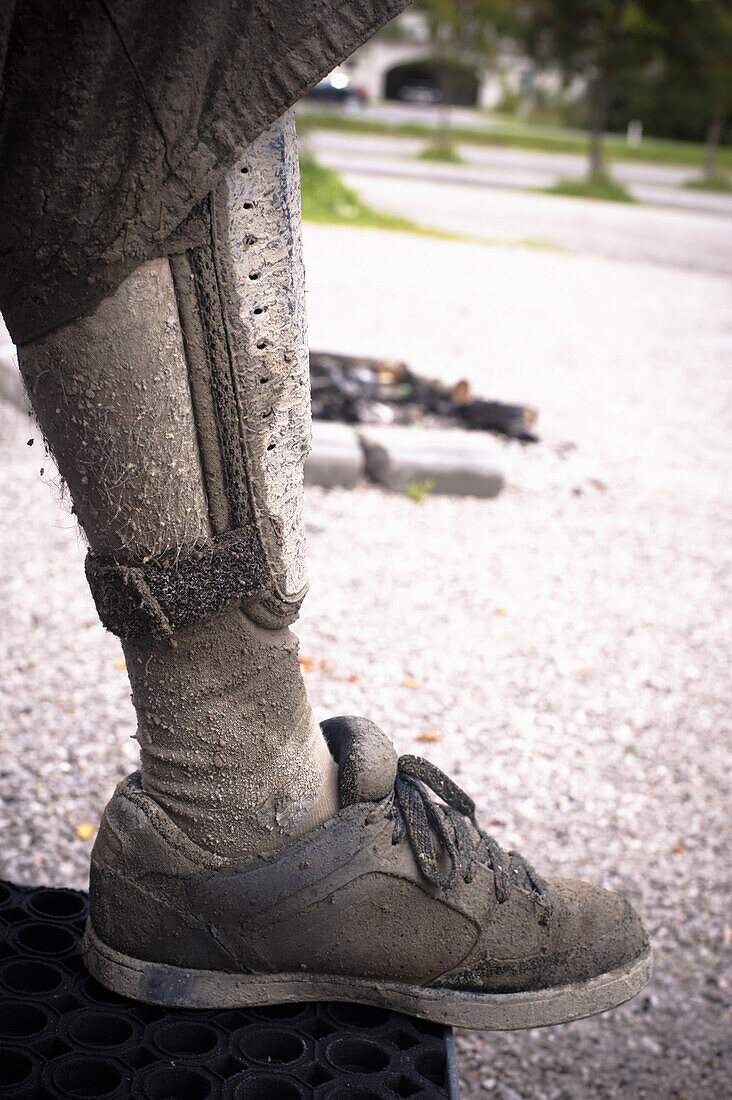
[{"xmin": 124, "ymin": 606, "xmax": 339, "ymax": 859}]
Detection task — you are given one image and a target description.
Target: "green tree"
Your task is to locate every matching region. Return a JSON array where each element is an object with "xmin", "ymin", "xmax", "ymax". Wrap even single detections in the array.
[
  {"xmin": 677, "ymin": 1, "xmax": 732, "ymax": 179},
  {"xmin": 414, "ymin": 1, "xmax": 732, "ymax": 180},
  {"xmin": 603, "ymin": 6, "xmax": 732, "ymax": 152},
  {"xmin": 510, "ymin": 2, "xmax": 680, "ymax": 178}
]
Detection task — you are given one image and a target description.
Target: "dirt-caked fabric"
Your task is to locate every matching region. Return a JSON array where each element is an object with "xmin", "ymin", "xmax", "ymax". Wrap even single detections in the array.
[{"xmin": 0, "ymin": 0, "xmax": 409, "ymax": 345}]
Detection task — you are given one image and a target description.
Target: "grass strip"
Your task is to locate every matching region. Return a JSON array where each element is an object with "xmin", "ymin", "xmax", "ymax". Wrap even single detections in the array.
[
  {"xmin": 298, "ymin": 152, "xmax": 565, "ymax": 253},
  {"xmin": 416, "ymin": 141, "xmax": 465, "ymax": 165},
  {"xmin": 296, "ymin": 109, "xmax": 732, "ymax": 170},
  {"xmin": 299, "ymin": 152, "xmax": 441, "ymax": 232},
  {"xmin": 542, "ymin": 175, "xmax": 635, "ymax": 203},
  {"xmin": 683, "ymin": 175, "xmax": 732, "ymax": 193}
]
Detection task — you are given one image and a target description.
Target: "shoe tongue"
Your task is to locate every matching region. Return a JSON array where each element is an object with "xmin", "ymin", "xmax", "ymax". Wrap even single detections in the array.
[{"xmin": 320, "ymin": 716, "xmax": 398, "ymax": 807}]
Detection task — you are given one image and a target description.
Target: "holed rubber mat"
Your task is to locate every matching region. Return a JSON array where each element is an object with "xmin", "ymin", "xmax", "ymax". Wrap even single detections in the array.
[{"xmin": 0, "ymin": 880, "xmax": 459, "ymax": 1098}]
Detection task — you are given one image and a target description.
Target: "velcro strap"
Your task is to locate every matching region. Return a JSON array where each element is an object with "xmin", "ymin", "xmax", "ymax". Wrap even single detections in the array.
[{"xmin": 85, "ymin": 528, "xmax": 270, "ymax": 640}]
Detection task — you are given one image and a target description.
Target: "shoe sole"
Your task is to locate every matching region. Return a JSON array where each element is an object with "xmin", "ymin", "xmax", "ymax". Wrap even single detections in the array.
[{"xmin": 83, "ymin": 922, "xmax": 652, "ymax": 1031}]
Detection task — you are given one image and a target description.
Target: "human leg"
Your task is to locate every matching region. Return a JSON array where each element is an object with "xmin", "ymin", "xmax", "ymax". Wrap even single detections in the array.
[{"xmin": 18, "ymin": 113, "xmax": 338, "ymax": 860}]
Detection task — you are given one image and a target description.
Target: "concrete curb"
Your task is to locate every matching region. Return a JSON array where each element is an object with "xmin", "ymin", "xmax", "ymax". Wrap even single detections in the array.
[
  {"xmin": 307, "ymin": 420, "xmax": 504, "ymax": 498},
  {"xmin": 304, "ymin": 420, "xmax": 364, "ymax": 489}
]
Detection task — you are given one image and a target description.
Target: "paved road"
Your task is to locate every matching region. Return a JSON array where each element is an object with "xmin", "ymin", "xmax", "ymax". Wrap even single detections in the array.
[
  {"xmin": 306, "ymin": 129, "xmax": 732, "ymax": 218},
  {"xmin": 304, "ymin": 134, "xmax": 732, "ymax": 276}
]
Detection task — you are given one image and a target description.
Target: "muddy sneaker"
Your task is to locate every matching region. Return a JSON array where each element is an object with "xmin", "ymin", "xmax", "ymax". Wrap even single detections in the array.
[{"xmin": 83, "ymin": 716, "xmax": 651, "ymax": 1030}]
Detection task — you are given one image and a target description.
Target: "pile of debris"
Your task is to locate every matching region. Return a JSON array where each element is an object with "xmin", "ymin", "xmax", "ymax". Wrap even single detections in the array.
[{"xmin": 310, "ymin": 351, "xmax": 538, "ymax": 441}]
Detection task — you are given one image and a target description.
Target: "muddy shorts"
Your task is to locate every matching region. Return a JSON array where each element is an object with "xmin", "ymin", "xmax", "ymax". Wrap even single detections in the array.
[{"xmin": 0, "ymin": 0, "xmax": 408, "ymax": 345}]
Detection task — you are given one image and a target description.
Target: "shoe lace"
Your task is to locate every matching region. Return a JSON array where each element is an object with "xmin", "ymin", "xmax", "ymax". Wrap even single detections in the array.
[{"xmin": 391, "ymin": 754, "xmax": 553, "ymax": 923}]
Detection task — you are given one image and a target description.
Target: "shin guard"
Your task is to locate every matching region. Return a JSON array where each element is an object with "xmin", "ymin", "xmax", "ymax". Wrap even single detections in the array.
[{"xmin": 20, "ymin": 110, "xmax": 311, "ymax": 643}]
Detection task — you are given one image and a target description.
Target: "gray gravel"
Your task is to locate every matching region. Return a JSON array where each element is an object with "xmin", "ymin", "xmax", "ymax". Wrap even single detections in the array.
[{"xmin": 1, "ymin": 219, "xmax": 731, "ymax": 1098}]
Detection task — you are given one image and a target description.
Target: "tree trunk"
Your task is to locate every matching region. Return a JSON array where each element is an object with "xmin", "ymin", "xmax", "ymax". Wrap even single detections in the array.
[
  {"xmin": 436, "ymin": 96, "xmax": 452, "ymax": 147},
  {"xmin": 588, "ymin": 0, "xmax": 623, "ymax": 181},
  {"xmin": 436, "ymin": 53, "xmax": 452, "ymax": 148},
  {"xmin": 703, "ymin": 112, "xmax": 725, "ymax": 180},
  {"xmin": 588, "ymin": 66, "xmax": 612, "ymax": 180}
]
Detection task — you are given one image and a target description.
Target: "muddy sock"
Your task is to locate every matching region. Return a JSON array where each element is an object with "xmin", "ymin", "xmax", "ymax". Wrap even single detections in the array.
[
  {"xmin": 123, "ymin": 606, "xmax": 337, "ymax": 857},
  {"xmin": 18, "ymin": 115, "xmax": 339, "ymax": 860}
]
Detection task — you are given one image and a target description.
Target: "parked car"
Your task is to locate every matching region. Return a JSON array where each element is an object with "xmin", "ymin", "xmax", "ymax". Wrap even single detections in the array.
[
  {"xmin": 396, "ymin": 79, "xmax": 442, "ymax": 105},
  {"xmin": 304, "ymin": 69, "xmax": 367, "ymax": 109}
]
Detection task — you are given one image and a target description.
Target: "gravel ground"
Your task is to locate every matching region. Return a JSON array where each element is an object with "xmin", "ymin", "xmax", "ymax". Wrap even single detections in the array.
[{"xmin": 1, "ymin": 220, "xmax": 731, "ymax": 1098}]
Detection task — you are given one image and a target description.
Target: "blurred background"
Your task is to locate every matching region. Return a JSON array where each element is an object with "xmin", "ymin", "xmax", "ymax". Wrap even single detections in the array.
[
  {"xmin": 299, "ymin": 1, "xmax": 732, "ymax": 204},
  {"xmin": 1, "ymin": 3, "xmax": 730, "ymax": 1098}
]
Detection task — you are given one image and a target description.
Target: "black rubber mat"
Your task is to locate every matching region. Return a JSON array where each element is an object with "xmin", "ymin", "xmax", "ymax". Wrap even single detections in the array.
[{"xmin": 0, "ymin": 880, "xmax": 460, "ymax": 1099}]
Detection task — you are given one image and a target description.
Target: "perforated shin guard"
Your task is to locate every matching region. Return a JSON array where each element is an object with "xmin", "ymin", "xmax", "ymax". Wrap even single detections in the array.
[
  {"xmin": 169, "ymin": 108, "xmax": 313, "ymax": 633},
  {"xmin": 18, "ymin": 111, "xmax": 338, "ymax": 858}
]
